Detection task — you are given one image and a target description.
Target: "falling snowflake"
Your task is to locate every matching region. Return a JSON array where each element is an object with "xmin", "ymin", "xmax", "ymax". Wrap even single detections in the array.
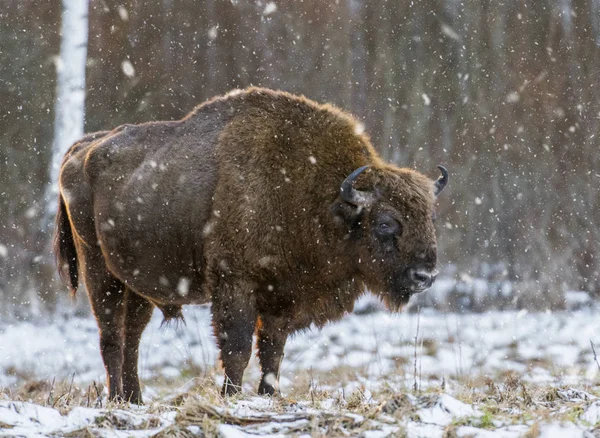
[
  {"xmin": 121, "ymin": 60, "xmax": 135, "ymax": 78},
  {"xmin": 263, "ymin": 2, "xmax": 277, "ymax": 15}
]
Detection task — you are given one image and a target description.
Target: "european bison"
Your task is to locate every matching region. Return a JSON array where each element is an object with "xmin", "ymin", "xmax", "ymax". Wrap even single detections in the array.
[{"xmin": 54, "ymin": 88, "xmax": 448, "ymax": 403}]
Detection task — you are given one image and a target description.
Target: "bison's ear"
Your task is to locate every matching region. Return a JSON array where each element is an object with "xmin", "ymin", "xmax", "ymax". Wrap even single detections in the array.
[
  {"xmin": 332, "ymin": 165, "xmax": 375, "ymax": 229},
  {"xmin": 434, "ymin": 165, "xmax": 448, "ymax": 196},
  {"xmin": 330, "ymin": 201, "xmax": 365, "ymax": 230}
]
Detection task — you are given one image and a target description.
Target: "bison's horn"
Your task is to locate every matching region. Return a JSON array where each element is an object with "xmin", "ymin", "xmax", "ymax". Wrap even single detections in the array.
[
  {"xmin": 340, "ymin": 165, "xmax": 374, "ymax": 206},
  {"xmin": 434, "ymin": 165, "xmax": 449, "ymax": 196}
]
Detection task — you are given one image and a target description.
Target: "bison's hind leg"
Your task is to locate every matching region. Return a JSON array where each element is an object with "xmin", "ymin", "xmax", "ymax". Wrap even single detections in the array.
[
  {"xmin": 80, "ymin": 247, "xmax": 154, "ymax": 404},
  {"xmin": 122, "ymin": 290, "xmax": 154, "ymax": 404},
  {"xmin": 79, "ymin": 248, "xmax": 128, "ymax": 402}
]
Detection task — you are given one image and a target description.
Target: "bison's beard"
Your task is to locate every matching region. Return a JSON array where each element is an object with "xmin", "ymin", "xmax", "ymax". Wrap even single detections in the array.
[
  {"xmin": 377, "ymin": 271, "xmax": 424, "ymax": 312},
  {"xmin": 380, "ymin": 289, "xmax": 412, "ymax": 312}
]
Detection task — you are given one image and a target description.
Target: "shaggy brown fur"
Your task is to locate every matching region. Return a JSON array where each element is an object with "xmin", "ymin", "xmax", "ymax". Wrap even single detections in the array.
[{"xmin": 54, "ymin": 88, "xmax": 447, "ymax": 403}]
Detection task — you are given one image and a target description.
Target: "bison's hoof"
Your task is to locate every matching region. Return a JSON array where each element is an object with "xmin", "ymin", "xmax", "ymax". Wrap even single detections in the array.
[
  {"xmin": 258, "ymin": 381, "xmax": 280, "ymax": 397},
  {"xmin": 221, "ymin": 382, "xmax": 242, "ymax": 397},
  {"xmin": 125, "ymin": 393, "xmax": 144, "ymax": 405}
]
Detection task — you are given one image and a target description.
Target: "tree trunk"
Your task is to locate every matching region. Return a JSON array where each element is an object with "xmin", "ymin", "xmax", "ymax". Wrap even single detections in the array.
[{"xmin": 44, "ymin": 0, "xmax": 89, "ymax": 228}]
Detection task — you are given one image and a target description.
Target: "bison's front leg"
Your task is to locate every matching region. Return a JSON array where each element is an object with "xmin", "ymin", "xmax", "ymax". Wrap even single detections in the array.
[
  {"xmin": 211, "ymin": 278, "xmax": 257, "ymax": 396},
  {"xmin": 257, "ymin": 315, "xmax": 288, "ymax": 396}
]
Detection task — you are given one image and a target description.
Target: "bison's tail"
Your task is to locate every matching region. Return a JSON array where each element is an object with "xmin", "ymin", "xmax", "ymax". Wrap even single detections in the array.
[{"xmin": 54, "ymin": 194, "xmax": 79, "ymax": 297}]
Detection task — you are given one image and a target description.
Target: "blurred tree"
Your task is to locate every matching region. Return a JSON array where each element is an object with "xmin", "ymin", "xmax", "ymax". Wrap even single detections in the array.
[
  {"xmin": 44, "ymin": 0, "xmax": 89, "ymax": 225},
  {"xmin": 0, "ymin": 0, "xmax": 60, "ymax": 318}
]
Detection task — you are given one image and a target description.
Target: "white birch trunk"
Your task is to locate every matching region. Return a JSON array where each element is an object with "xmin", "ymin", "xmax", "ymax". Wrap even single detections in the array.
[{"xmin": 44, "ymin": 0, "xmax": 89, "ymax": 225}]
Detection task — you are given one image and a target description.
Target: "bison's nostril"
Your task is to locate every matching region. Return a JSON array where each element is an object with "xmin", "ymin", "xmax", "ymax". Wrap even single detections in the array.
[
  {"xmin": 410, "ymin": 269, "xmax": 438, "ymax": 288},
  {"xmin": 412, "ymin": 271, "xmax": 429, "ymax": 283}
]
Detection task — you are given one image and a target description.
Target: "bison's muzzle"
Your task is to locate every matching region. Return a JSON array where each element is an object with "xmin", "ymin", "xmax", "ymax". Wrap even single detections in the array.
[{"xmin": 408, "ymin": 268, "xmax": 438, "ymax": 291}]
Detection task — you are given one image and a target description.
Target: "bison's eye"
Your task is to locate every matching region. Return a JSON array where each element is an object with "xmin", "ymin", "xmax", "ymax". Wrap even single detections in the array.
[{"xmin": 374, "ymin": 216, "xmax": 401, "ymax": 238}]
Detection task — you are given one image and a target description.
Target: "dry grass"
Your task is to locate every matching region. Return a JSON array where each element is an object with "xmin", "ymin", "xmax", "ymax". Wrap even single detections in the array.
[
  {"xmin": 2, "ymin": 366, "xmax": 599, "ymax": 436},
  {"xmin": 523, "ymin": 422, "xmax": 540, "ymax": 438},
  {"xmin": 170, "ymin": 394, "xmax": 376, "ymax": 437},
  {"xmin": 0, "ymin": 376, "xmax": 106, "ymax": 414},
  {"xmin": 449, "ymin": 371, "xmax": 600, "ymax": 429}
]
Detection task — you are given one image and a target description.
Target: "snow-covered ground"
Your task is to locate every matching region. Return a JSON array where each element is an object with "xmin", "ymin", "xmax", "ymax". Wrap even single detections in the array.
[{"xmin": 2, "ymin": 298, "xmax": 600, "ymax": 436}]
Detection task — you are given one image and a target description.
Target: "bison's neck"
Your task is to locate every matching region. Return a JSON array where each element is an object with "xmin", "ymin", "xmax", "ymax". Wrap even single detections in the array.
[{"xmin": 206, "ymin": 94, "xmax": 376, "ymax": 322}]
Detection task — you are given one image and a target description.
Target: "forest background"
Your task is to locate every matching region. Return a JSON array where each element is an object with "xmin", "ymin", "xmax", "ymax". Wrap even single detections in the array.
[{"xmin": 1, "ymin": 0, "xmax": 599, "ymax": 318}]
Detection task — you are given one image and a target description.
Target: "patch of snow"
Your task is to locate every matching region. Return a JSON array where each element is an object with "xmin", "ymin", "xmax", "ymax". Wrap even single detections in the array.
[
  {"xmin": 4, "ymin": 298, "xmax": 600, "ymax": 428},
  {"xmin": 65, "ymin": 407, "xmax": 103, "ymax": 429},
  {"xmin": 581, "ymin": 400, "xmax": 600, "ymax": 424},
  {"xmin": 565, "ymin": 290, "xmax": 592, "ymax": 311},
  {"xmin": 546, "ymin": 344, "xmax": 580, "ymax": 368},
  {"xmin": 417, "ymin": 394, "xmax": 481, "ymax": 426},
  {"xmin": 406, "ymin": 422, "xmax": 444, "ymax": 438},
  {"xmin": 538, "ymin": 423, "xmax": 588, "ymax": 438},
  {"xmin": 557, "ymin": 388, "xmax": 595, "ymax": 402},
  {"xmin": 0, "ymin": 401, "xmax": 171, "ymax": 437},
  {"xmin": 456, "ymin": 425, "xmax": 529, "ymax": 437},
  {"xmin": 0, "ymin": 401, "xmax": 64, "ymax": 431}
]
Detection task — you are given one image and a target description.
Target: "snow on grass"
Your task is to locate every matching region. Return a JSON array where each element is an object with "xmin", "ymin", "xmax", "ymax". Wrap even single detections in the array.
[
  {"xmin": 538, "ymin": 423, "xmax": 590, "ymax": 437},
  {"xmin": 2, "ymin": 306, "xmax": 600, "ymax": 435},
  {"xmin": 582, "ymin": 401, "xmax": 600, "ymax": 424},
  {"xmin": 0, "ymin": 401, "xmax": 64, "ymax": 433},
  {"xmin": 0, "ymin": 400, "xmax": 173, "ymax": 437},
  {"xmin": 416, "ymin": 393, "xmax": 481, "ymax": 426}
]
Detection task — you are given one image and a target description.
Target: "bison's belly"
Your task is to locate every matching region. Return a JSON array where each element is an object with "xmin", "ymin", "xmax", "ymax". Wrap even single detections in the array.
[{"xmin": 97, "ymin": 215, "xmax": 208, "ymax": 306}]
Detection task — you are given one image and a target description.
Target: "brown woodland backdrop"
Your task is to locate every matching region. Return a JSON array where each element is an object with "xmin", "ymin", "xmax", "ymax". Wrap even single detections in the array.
[{"xmin": 1, "ymin": 0, "xmax": 599, "ymax": 317}]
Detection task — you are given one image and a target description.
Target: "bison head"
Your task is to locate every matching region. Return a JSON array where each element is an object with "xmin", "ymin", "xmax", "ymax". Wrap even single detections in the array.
[{"xmin": 333, "ymin": 164, "xmax": 448, "ymax": 310}]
